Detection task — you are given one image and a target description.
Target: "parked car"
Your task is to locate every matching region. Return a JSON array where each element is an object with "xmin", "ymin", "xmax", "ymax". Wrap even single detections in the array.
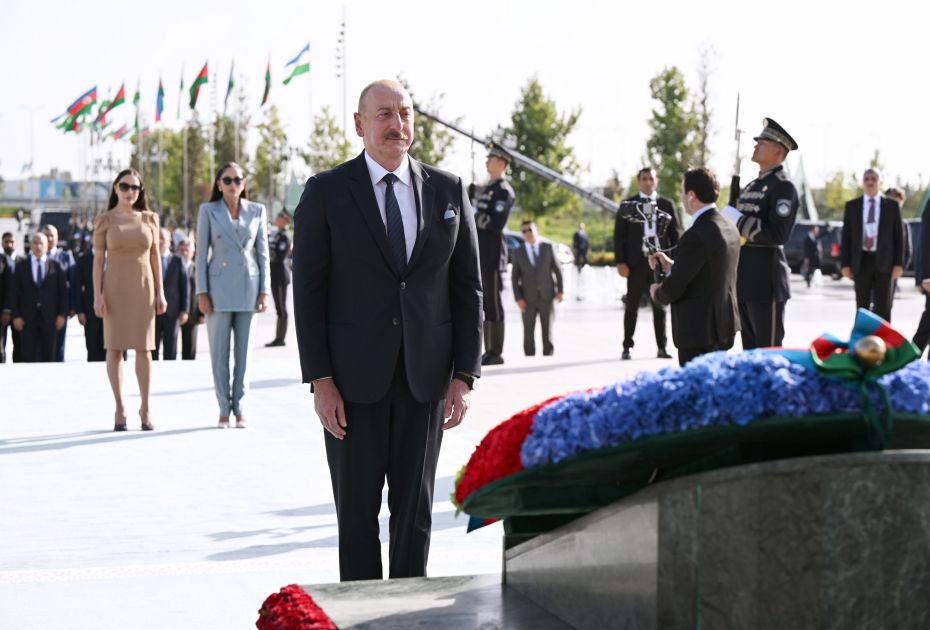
[
  {"xmin": 784, "ymin": 220, "xmax": 843, "ymax": 278},
  {"xmin": 503, "ymin": 229, "xmax": 574, "ymax": 266}
]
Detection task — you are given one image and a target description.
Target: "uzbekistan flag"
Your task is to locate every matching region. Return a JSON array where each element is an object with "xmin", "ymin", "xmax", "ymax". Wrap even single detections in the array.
[
  {"xmin": 155, "ymin": 78, "xmax": 165, "ymax": 123},
  {"xmin": 224, "ymin": 60, "xmax": 235, "ymax": 114},
  {"xmin": 67, "ymin": 86, "xmax": 97, "ymax": 118},
  {"xmin": 189, "ymin": 62, "xmax": 208, "ymax": 110},
  {"xmin": 283, "ymin": 43, "xmax": 310, "ymax": 85},
  {"xmin": 261, "ymin": 59, "xmax": 271, "ymax": 106}
]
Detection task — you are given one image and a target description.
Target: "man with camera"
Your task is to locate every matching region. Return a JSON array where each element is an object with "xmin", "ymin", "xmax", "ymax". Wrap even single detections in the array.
[
  {"xmin": 614, "ymin": 167, "xmax": 681, "ymax": 360},
  {"xmin": 649, "ymin": 168, "xmax": 740, "ymax": 366}
]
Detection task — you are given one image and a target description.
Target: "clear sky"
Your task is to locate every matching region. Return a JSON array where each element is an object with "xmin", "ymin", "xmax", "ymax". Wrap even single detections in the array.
[{"xmin": 2, "ymin": 0, "xmax": 928, "ymax": 190}]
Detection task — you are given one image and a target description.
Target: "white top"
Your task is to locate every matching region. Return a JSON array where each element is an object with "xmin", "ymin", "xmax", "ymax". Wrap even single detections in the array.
[
  {"xmin": 30, "ymin": 254, "xmax": 47, "ymax": 285},
  {"xmin": 364, "ymin": 151, "xmax": 417, "ymax": 262},
  {"xmin": 862, "ymin": 194, "xmax": 881, "ymax": 252}
]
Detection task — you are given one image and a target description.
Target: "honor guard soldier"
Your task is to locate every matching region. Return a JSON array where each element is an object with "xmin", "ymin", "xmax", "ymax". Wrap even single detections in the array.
[
  {"xmin": 474, "ymin": 147, "xmax": 515, "ymax": 365},
  {"xmin": 722, "ymin": 118, "xmax": 799, "ymax": 349},
  {"xmin": 265, "ymin": 210, "xmax": 292, "ymax": 347}
]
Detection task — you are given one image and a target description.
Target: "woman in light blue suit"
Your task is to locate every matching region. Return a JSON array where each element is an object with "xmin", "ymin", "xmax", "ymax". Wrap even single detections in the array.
[{"xmin": 196, "ymin": 163, "xmax": 271, "ymax": 428}]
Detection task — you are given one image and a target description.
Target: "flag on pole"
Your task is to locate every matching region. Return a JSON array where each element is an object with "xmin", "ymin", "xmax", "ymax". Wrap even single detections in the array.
[
  {"xmin": 177, "ymin": 67, "xmax": 185, "ymax": 119},
  {"xmin": 66, "ymin": 86, "xmax": 97, "ymax": 117},
  {"xmin": 96, "ymin": 84, "xmax": 126, "ymax": 125},
  {"xmin": 189, "ymin": 62, "xmax": 208, "ymax": 110},
  {"xmin": 261, "ymin": 58, "xmax": 271, "ymax": 106},
  {"xmin": 155, "ymin": 77, "xmax": 165, "ymax": 123},
  {"xmin": 133, "ymin": 81, "xmax": 141, "ymax": 107},
  {"xmin": 111, "ymin": 124, "xmax": 130, "ymax": 141},
  {"xmin": 224, "ymin": 60, "xmax": 235, "ymax": 115},
  {"xmin": 283, "ymin": 43, "xmax": 310, "ymax": 85}
]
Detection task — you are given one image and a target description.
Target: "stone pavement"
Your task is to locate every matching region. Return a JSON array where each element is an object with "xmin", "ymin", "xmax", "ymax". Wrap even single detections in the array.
[{"xmin": 1, "ymin": 244, "xmax": 926, "ymax": 628}]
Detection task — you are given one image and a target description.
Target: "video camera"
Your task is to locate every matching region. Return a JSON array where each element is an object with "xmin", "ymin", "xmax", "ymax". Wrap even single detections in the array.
[{"xmin": 616, "ymin": 199, "xmax": 674, "ymax": 281}]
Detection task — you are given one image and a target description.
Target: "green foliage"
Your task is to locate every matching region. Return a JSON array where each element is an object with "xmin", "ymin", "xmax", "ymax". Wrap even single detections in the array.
[
  {"xmin": 213, "ymin": 111, "xmax": 249, "ymax": 172},
  {"xmin": 301, "ymin": 106, "xmax": 352, "ymax": 174},
  {"xmin": 694, "ymin": 44, "xmax": 715, "ymax": 167},
  {"xmin": 602, "ymin": 169, "xmax": 625, "ymax": 202},
  {"xmin": 253, "ymin": 105, "xmax": 288, "ymax": 211},
  {"xmin": 399, "ymin": 77, "xmax": 459, "ymax": 167},
  {"xmin": 645, "ymin": 66, "xmax": 699, "ymax": 199},
  {"xmin": 818, "ymin": 170, "xmax": 861, "ymax": 219},
  {"xmin": 506, "ymin": 76, "xmax": 582, "ymax": 219}
]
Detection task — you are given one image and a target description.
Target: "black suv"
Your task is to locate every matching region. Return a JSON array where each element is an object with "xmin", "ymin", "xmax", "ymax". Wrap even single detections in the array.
[{"xmin": 784, "ymin": 220, "xmax": 843, "ymax": 278}]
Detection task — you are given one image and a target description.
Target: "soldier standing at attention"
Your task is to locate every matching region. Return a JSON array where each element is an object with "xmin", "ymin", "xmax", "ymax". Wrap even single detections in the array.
[
  {"xmin": 474, "ymin": 147, "xmax": 515, "ymax": 366},
  {"xmin": 265, "ymin": 210, "xmax": 292, "ymax": 347},
  {"xmin": 722, "ymin": 118, "xmax": 799, "ymax": 349}
]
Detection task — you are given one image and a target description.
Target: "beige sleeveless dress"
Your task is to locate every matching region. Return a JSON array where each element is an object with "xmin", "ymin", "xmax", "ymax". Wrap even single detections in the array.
[{"xmin": 93, "ymin": 210, "xmax": 159, "ymax": 350}]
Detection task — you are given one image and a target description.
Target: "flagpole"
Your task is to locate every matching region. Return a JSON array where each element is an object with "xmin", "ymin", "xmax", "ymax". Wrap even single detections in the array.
[
  {"xmin": 234, "ymin": 74, "xmax": 240, "ymax": 164},
  {"xmin": 209, "ymin": 65, "xmax": 216, "ymax": 183}
]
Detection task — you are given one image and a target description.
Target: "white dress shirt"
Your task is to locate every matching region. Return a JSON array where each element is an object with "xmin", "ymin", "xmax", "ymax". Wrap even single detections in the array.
[
  {"xmin": 524, "ymin": 240, "xmax": 540, "ymax": 265},
  {"xmin": 689, "ymin": 204, "xmax": 716, "ymax": 226},
  {"xmin": 364, "ymin": 151, "xmax": 418, "ymax": 262},
  {"xmin": 862, "ymin": 194, "xmax": 881, "ymax": 252},
  {"xmin": 30, "ymin": 254, "xmax": 48, "ymax": 285}
]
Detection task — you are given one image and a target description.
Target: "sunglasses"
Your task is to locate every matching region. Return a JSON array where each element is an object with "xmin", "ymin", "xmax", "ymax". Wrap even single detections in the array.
[
  {"xmin": 117, "ymin": 182, "xmax": 142, "ymax": 192},
  {"xmin": 221, "ymin": 176, "xmax": 245, "ymax": 186},
  {"xmin": 521, "ymin": 229, "xmax": 534, "ymax": 234}
]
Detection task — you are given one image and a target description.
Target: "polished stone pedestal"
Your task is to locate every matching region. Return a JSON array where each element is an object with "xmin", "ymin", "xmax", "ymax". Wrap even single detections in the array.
[
  {"xmin": 303, "ymin": 574, "xmax": 570, "ymax": 629},
  {"xmin": 504, "ymin": 451, "xmax": 930, "ymax": 630}
]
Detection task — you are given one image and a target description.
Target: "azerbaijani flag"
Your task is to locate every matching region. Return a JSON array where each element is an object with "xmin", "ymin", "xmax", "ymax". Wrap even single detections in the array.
[
  {"xmin": 133, "ymin": 82, "xmax": 140, "ymax": 107},
  {"xmin": 155, "ymin": 78, "xmax": 165, "ymax": 123},
  {"xmin": 261, "ymin": 59, "xmax": 271, "ymax": 106},
  {"xmin": 67, "ymin": 86, "xmax": 97, "ymax": 117},
  {"xmin": 283, "ymin": 43, "xmax": 310, "ymax": 85},
  {"xmin": 189, "ymin": 62, "xmax": 208, "ymax": 110},
  {"xmin": 111, "ymin": 124, "xmax": 130, "ymax": 141},
  {"xmin": 224, "ymin": 60, "xmax": 235, "ymax": 114},
  {"xmin": 97, "ymin": 84, "xmax": 126, "ymax": 125}
]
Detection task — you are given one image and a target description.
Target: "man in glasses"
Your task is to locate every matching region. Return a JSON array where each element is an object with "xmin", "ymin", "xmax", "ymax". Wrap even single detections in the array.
[
  {"xmin": 615, "ymin": 167, "xmax": 681, "ymax": 360},
  {"xmin": 840, "ymin": 169, "xmax": 904, "ymax": 321},
  {"xmin": 721, "ymin": 118, "xmax": 799, "ymax": 349},
  {"xmin": 512, "ymin": 220, "xmax": 563, "ymax": 356},
  {"xmin": 473, "ymin": 147, "xmax": 515, "ymax": 365}
]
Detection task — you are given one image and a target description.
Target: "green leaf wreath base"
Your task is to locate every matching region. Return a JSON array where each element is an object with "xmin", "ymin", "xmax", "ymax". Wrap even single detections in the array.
[{"xmin": 461, "ymin": 412, "xmax": 930, "ymax": 528}]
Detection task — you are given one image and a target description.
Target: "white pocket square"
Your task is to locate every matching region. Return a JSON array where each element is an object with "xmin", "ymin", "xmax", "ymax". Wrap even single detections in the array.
[{"xmin": 443, "ymin": 207, "xmax": 457, "ymax": 220}]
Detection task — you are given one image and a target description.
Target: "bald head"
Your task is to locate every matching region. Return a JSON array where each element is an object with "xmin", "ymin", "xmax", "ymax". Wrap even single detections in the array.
[
  {"xmin": 354, "ymin": 79, "xmax": 414, "ymax": 171},
  {"xmin": 30, "ymin": 232, "xmax": 48, "ymax": 258},
  {"xmin": 357, "ymin": 79, "xmax": 409, "ymax": 114}
]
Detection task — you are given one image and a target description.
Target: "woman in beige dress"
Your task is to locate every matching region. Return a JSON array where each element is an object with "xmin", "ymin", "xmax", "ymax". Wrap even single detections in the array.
[{"xmin": 93, "ymin": 169, "xmax": 167, "ymax": 431}]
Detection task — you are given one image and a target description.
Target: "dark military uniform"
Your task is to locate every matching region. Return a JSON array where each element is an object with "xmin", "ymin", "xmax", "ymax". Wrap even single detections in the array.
[
  {"xmin": 731, "ymin": 164, "xmax": 799, "ymax": 348},
  {"xmin": 474, "ymin": 177, "xmax": 515, "ymax": 361},
  {"xmin": 267, "ymin": 225, "xmax": 292, "ymax": 346}
]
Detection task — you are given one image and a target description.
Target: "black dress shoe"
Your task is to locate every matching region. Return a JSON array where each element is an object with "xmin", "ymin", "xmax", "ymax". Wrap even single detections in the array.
[
  {"xmin": 657, "ymin": 348, "xmax": 673, "ymax": 359},
  {"xmin": 482, "ymin": 353, "xmax": 505, "ymax": 366},
  {"xmin": 621, "ymin": 350, "xmax": 632, "ymax": 360},
  {"xmin": 265, "ymin": 339, "xmax": 286, "ymax": 347}
]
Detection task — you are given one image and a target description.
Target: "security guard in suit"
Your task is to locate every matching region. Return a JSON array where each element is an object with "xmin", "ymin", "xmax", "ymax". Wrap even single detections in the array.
[
  {"xmin": 266, "ymin": 210, "xmax": 292, "ymax": 347},
  {"xmin": 722, "ymin": 118, "xmax": 799, "ymax": 349},
  {"xmin": 474, "ymin": 147, "xmax": 515, "ymax": 365}
]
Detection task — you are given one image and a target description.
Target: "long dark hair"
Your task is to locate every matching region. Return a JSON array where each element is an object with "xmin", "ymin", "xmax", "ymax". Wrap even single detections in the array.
[
  {"xmin": 209, "ymin": 162, "xmax": 250, "ymax": 202},
  {"xmin": 107, "ymin": 168, "xmax": 150, "ymax": 211}
]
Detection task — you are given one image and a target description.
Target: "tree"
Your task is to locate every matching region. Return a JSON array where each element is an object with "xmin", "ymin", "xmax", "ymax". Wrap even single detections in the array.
[
  {"xmin": 644, "ymin": 66, "xmax": 699, "ymax": 200},
  {"xmin": 603, "ymin": 169, "xmax": 624, "ymax": 202},
  {"xmin": 693, "ymin": 45, "xmax": 715, "ymax": 167},
  {"xmin": 820, "ymin": 170, "xmax": 861, "ymax": 218},
  {"xmin": 301, "ymin": 106, "xmax": 352, "ymax": 174},
  {"xmin": 214, "ymin": 88, "xmax": 251, "ymax": 169},
  {"xmin": 253, "ymin": 105, "xmax": 288, "ymax": 212},
  {"xmin": 398, "ymin": 77, "xmax": 458, "ymax": 167},
  {"xmin": 505, "ymin": 76, "xmax": 582, "ymax": 218}
]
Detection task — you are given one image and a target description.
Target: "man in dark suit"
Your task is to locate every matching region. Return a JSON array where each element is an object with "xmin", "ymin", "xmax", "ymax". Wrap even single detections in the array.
[
  {"xmin": 293, "ymin": 80, "xmax": 482, "ymax": 582},
  {"xmin": 0, "ymin": 241, "xmax": 11, "ymax": 363},
  {"xmin": 802, "ymin": 225, "xmax": 823, "ymax": 288},
  {"xmin": 512, "ymin": 220, "xmax": 564, "ymax": 356},
  {"xmin": 1, "ymin": 232, "xmax": 21, "ymax": 362},
  {"xmin": 43, "ymin": 224, "xmax": 75, "ymax": 362},
  {"xmin": 650, "ymin": 168, "xmax": 740, "ymax": 366},
  {"xmin": 152, "ymin": 228, "xmax": 189, "ymax": 360},
  {"xmin": 614, "ymin": 166, "xmax": 681, "ymax": 360},
  {"xmin": 265, "ymin": 211, "xmax": 292, "ymax": 347},
  {"xmin": 177, "ymin": 240, "xmax": 201, "ymax": 360},
  {"xmin": 11, "ymin": 232, "xmax": 68, "ymax": 362},
  {"xmin": 913, "ymin": 197, "xmax": 930, "ymax": 357},
  {"xmin": 841, "ymin": 169, "xmax": 904, "ymax": 322},
  {"xmin": 71, "ymin": 242, "xmax": 106, "ymax": 361}
]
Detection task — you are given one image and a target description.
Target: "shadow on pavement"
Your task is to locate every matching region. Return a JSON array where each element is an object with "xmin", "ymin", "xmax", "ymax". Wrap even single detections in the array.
[{"xmin": 0, "ymin": 427, "xmax": 219, "ymax": 455}]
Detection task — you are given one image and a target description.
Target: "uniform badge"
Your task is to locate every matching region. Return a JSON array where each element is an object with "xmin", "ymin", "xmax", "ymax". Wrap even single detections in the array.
[
  {"xmin": 762, "ymin": 186, "xmax": 768, "ymax": 192},
  {"xmin": 494, "ymin": 200, "xmax": 507, "ymax": 213},
  {"xmin": 776, "ymin": 199, "xmax": 792, "ymax": 217}
]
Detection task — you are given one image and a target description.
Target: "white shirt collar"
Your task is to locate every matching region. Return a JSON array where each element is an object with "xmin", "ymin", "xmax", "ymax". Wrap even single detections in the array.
[
  {"xmin": 364, "ymin": 151, "xmax": 412, "ymax": 189},
  {"xmin": 690, "ymin": 204, "xmax": 716, "ymax": 224},
  {"xmin": 865, "ymin": 193, "xmax": 881, "ymax": 205},
  {"xmin": 33, "ymin": 253, "xmax": 47, "ymax": 264},
  {"xmin": 639, "ymin": 191, "xmax": 658, "ymax": 202}
]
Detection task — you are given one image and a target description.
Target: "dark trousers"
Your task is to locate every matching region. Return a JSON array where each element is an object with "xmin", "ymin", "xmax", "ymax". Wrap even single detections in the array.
[
  {"xmin": 623, "ymin": 263, "xmax": 667, "ymax": 350},
  {"xmin": 481, "ymin": 268, "xmax": 504, "ymax": 356},
  {"xmin": 152, "ymin": 314, "xmax": 180, "ymax": 360},
  {"xmin": 324, "ymin": 355, "xmax": 444, "ymax": 582},
  {"xmin": 83, "ymin": 315, "xmax": 106, "ymax": 362},
  {"xmin": 913, "ymin": 293, "xmax": 930, "ymax": 356},
  {"xmin": 522, "ymin": 299, "xmax": 554, "ymax": 355},
  {"xmin": 0, "ymin": 323, "xmax": 8, "ymax": 363},
  {"xmin": 854, "ymin": 252, "xmax": 894, "ymax": 322},
  {"xmin": 678, "ymin": 339, "xmax": 733, "ymax": 367},
  {"xmin": 739, "ymin": 301, "xmax": 786, "ymax": 349},
  {"xmin": 181, "ymin": 320, "xmax": 198, "ymax": 360},
  {"xmin": 21, "ymin": 319, "xmax": 58, "ymax": 363},
  {"xmin": 5, "ymin": 325, "xmax": 22, "ymax": 362},
  {"xmin": 55, "ymin": 319, "xmax": 67, "ymax": 362},
  {"xmin": 271, "ymin": 281, "xmax": 289, "ymax": 318}
]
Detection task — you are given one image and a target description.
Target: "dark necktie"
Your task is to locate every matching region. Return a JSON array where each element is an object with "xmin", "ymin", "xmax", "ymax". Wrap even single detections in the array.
[
  {"xmin": 864, "ymin": 198, "xmax": 876, "ymax": 250},
  {"xmin": 382, "ymin": 174, "xmax": 407, "ymax": 270},
  {"xmin": 36, "ymin": 259, "xmax": 44, "ymax": 285}
]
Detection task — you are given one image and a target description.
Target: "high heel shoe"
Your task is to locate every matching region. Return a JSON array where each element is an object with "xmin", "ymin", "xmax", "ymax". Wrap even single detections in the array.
[
  {"xmin": 114, "ymin": 411, "xmax": 127, "ymax": 432},
  {"xmin": 218, "ymin": 416, "xmax": 230, "ymax": 429},
  {"xmin": 140, "ymin": 410, "xmax": 155, "ymax": 431}
]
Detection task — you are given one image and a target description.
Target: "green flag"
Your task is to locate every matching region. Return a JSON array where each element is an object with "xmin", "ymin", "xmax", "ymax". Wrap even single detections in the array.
[{"xmin": 283, "ymin": 43, "xmax": 310, "ymax": 86}]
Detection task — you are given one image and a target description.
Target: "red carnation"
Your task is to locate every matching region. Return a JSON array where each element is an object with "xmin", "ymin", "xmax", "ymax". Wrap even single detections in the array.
[{"xmin": 257, "ymin": 584, "xmax": 338, "ymax": 629}]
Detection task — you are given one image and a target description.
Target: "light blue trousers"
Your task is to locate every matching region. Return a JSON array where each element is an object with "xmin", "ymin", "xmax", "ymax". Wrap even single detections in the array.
[{"xmin": 206, "ymin": 311, "xmax": 256, "ymax": 416}]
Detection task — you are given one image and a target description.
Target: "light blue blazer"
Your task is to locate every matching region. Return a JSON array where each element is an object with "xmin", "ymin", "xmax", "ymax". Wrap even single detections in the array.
[{"xmin": 195, "ymin": 198, "xmax": 271, "ymax": 312}]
